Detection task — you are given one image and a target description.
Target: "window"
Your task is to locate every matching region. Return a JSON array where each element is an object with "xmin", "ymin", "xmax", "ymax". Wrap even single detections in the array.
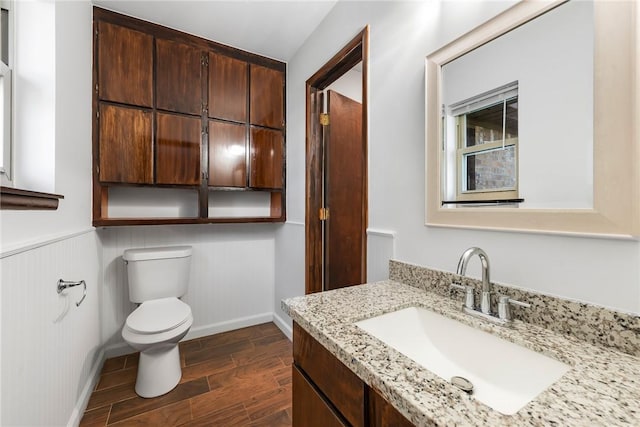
[
  {"xmin": 446, "ymin": 82, "xmax": 519, "ymax": 202},
  {"xmin": 1, "ymin": 0, "xmax": 12, "ymax": 185}
]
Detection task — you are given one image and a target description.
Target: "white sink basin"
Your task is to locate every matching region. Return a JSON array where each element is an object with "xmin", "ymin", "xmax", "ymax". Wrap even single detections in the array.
[{"xmin": 355, "ymin": 306, "xmax": 571, "ymax": 415}]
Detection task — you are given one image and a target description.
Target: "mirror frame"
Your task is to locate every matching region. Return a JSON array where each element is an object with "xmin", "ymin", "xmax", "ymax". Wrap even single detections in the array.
[{"xmin": 425, "ymin": 0, "xmax": 639, "ymax": 238}]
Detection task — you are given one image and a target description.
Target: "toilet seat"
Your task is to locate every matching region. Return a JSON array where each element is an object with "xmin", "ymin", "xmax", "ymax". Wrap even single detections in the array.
[{"xmin": 126, "ymin": 297, "xmax": 191, "ymax": 334}]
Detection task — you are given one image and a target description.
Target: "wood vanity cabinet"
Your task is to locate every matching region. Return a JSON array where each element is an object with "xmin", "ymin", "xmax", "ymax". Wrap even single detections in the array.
[
  {"xmin": 292, "ymin": 323, "xmax": 413, "ymax": 427},
  {"xmin": 92, "ymin": 8, "xmax": 286, "ymax": 225}
]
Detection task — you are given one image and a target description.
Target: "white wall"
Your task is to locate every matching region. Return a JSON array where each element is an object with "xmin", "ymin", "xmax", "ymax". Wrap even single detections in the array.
[
  {"xmin": 1, "ymin": 0, "xmax": 93, "ymax": 252},
  {"xmin": 0, "ymin": 2, "xmax": 100, "ymax": 425},
  {"xmin": 282, "ymin": 0, "xmax": 640, "ymax": 314},
  {"xmin": 274, "ymin": 222, "xmax": 304, "ymax": 338},
  {"xmin": 327, "ymin": 66, "xmax": 362, "ymax": 104},
  {"xmin": 99, "ymin": 224, "xmax": 276, "ymax": 350}
]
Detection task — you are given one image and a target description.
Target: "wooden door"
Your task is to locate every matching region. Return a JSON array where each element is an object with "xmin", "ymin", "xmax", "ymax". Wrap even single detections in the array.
[
  {"xmin": 156, "ymin": 113, "xmax": 201, "ymax": 185},
  {"xmin": 156, "ymin": 38, "xmax": 202, "ymax": 115},
  {"xmin": 97, "ymin": 21, "xmax": 153, "ymax": 107},
  {"xmin": 324, "ymin": 90, "xmax": 365, "ymax": 290}
]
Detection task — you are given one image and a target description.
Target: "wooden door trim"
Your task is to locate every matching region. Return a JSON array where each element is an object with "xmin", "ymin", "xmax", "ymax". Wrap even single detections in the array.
[{"xmin": 305, "ymin": 27, "xmax": 369, "ymax": 295}]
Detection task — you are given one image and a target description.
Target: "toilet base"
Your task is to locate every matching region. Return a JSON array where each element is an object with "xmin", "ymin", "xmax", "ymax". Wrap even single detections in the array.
[{"xmin": 135, "ymin": 344, "xmax": 182, "ymax": 398}]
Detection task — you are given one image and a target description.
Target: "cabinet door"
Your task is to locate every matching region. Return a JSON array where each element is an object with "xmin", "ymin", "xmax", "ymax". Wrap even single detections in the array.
[
  {"xmin": 250, "ymin": 128, "xmax": 283, "ymax": 189},
  {"xmin": 293, "ymin": 366, "xmax": 347, "ymax": 427},
  {"xmin": 209, "ymin": 53, "xmax": 247, "ymax": 122},
  {"xmin": 98, "ymin": 22, "xmax": 153, "ymax": 107},
  {"xmin": 156, "ymin": 113, "xmax": 202, "ymax": 185},
  {"xmin": 209, "ymin": 121, "xmax": 246, "ymax": 187},
  {"xmin": 250, "ymin": 64, "xmax": 284, "ymax": 129},
  {"xmin": 156, "ymin": 39, "xmax": 202, "ymax": 115},
  {"xmin": 293, "ymin": 323, "xmax": 365, "ymax": 427},
  {"xmin": 99, "ymin": 104, "xmax": 153, "ymax": 184},
  {"xmin": 368, "ymin": 388, "xmax": 414, "ymax": 427}
]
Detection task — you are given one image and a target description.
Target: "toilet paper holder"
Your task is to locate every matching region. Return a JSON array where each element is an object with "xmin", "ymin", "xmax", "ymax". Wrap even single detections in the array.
[{"xmin": 57, "ymin": 279, "xmax": 87, "ymax": 307}]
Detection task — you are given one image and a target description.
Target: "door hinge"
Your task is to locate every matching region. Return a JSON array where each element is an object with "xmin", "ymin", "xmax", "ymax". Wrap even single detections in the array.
[
  {"xmin": 96, "ymin": 110, "xmax": 100, "ymax": 119},
  {"xmin": 319, "ymin": 113, "xmax": 329, "ymax": 126},
  {"xmin": 201, "ymin": 54, "xmax": 209, "ymax": 66},
  {"xmin": 319, "ymin": 207, "xmax": 329, "ymax": 221}
]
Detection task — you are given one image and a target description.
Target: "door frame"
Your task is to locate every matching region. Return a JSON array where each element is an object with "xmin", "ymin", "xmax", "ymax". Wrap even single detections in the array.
[{"xmin": 305, "ymin": 27, "xmax": 369, "ymax": 294}]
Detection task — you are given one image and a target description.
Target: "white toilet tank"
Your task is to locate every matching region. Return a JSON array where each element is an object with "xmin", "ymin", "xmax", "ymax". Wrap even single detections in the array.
[{"xmin": 123, "ymin": 246, "xmax": 192, "ymax": 303}]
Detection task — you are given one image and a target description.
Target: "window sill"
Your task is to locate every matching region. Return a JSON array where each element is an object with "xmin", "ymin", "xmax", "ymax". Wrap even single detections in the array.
[{"xmin": 0, "ymin": 186, "xmax": 64, "ymax": 210}]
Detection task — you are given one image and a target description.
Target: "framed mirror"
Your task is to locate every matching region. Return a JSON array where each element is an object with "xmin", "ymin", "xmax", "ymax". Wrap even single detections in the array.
[{"xmin": 425, "ymin": 0, "xmax": 639, "ymax": 237}]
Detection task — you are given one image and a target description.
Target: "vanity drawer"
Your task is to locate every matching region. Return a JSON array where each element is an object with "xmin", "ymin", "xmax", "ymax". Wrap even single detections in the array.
[
  {"xmin": 292, "ymin": 365, "xmax": 347, "ymax": 427},
  {"xmin": 293, "ymin": 322, "xmax": 366, "ymax": 427}
]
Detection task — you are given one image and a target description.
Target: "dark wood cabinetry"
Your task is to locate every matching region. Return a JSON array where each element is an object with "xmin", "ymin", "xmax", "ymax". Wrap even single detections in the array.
[
  {"xmin": 293, "ymin": 366, "xmax": 348, "ymax": 427},
  {"xmin": 292, "ymin": 323, "xmax": 413, "ymax": 427},
  {"xmin": 156, "ymin": 113, "xmax": 201, "ymax": 185},
  {"xmin": 97, "ymin": 21, "xmax": 153, "ymax": 107},
  {"xmin": 208, "ymin": 121, "xmax": 246, "ymax": 188},
  {"xmin": 250, "ymin": 64, "xmax": 285, "ymax": 129},
  {"xmin": 250, "ymin": 127, "xmax": 284, "ymax": 189},
  {"xmin": 98, "ymin": 104, "xmax": 153, "ymax": 184},
  {"xmin": 92, "ymin": 8, "xmax": 286, "ymax": 226},
  {"xmin": 156, "ymin": 38, "xmax": 203, "ymax": 115},
  {"xmin": 209, "ymin": 53, "xmax": 247, "ymax": 122}
]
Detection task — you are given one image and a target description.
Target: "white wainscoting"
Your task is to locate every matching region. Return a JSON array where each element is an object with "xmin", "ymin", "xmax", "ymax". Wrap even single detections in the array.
[
  {"xmin": 367, "ymin": 229, "xmax": 396, "ymax": 282},
  {"xmin": 0, "ymin": 230, "xmax": 102, "ymax": 426},
  {"xmin": 98, "ymin": 224, "xmax": 277, "ymax": 352}
]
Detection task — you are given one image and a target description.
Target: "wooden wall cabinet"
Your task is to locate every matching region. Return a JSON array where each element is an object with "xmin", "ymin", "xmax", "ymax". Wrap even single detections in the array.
[
  {"xmin": 92, "ymin": 8, "xmax": 286, "ymax": 226},
  {"xmin": 97, "ymin": 21, "xmax": 153, "ymax": 107},
  {"xmin": 156, "ymin": 38, "xmax": 203, "ymax": 115},
  {"xmin": 292, "ymin": 323, "xmax": 414, "ymax": 427},
  {"xmin": 98, "ymin": 104, "xmax": 153, "ymax": 184}
]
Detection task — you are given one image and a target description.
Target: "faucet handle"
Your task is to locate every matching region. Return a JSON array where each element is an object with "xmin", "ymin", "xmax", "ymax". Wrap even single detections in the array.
[
  {"xmin": 498, "ymin": 295, "xmax": 531, "ymax": 321},
  {"xmin": 450, "ymin": 282, "xmax": 475, "ymax": 310}
]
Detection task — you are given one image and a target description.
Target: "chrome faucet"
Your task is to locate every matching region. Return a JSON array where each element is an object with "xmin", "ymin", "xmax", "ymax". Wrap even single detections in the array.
[
  {"xmin": 456, "ymin": 247, "xmax": 492, "ymax": 314},
  {"xmin": 450, "ymin": 247, "xmax": 530, "ymax": 325}
]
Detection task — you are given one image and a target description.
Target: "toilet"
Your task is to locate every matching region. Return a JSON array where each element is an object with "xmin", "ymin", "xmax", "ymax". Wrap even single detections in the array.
[{"xmin": 121, "ymin": 246, "xmax": 194, "ymax": 398}]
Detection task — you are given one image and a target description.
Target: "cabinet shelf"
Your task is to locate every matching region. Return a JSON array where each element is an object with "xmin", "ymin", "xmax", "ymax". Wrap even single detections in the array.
[{"xmin": 93, "ymin": 216, "xmax": 284, "ymax": 227}]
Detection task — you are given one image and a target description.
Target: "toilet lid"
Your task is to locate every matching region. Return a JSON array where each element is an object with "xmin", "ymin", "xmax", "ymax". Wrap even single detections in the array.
[{"xmin": 126, "ymin": 297, "xmax": 191, "ymax": 334}]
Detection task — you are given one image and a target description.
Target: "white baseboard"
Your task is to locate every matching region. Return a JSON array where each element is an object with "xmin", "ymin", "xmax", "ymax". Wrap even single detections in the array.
[
  {"xmin": 66, "ymin": 348, "xmax": 105, "ymax": 427},
  {"xmin": 185, "ymin": 312, "xmax": 274, "ymax": 341},
  {"xmin": 104, "ymin": 342, "xmax": 136, "ymax": 359},
  {"xmin": 68, "ymin": 311, "xmax": 281, "ymax": 427},
  {"xmin": 273, "ymin": 311, "xmax": 292, "ymax": 341}
]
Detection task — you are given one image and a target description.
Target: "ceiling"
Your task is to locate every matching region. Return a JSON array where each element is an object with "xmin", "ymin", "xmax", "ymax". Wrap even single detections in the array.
[{"xmin": 92, "ymin": 0, "xmax": 339, "ymax": 62}]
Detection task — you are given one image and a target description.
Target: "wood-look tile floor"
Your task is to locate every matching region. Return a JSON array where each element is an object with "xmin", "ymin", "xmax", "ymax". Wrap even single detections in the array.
[{"xmin": 80, "ymin": 322, "xmax": 293, "ymax": 426}]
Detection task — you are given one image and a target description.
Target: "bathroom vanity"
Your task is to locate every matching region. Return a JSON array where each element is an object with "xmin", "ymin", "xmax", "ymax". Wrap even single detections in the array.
[
  {"xmin": 293, "ymin": 322, "xmax": 413, "ymax": 427},
  {"xmin": 283, "ymin": 262, "xmax": 640, "ymax": 426}
]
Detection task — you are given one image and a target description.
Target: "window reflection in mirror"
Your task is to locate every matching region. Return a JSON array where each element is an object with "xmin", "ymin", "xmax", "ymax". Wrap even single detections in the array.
[
  {"xmin": 440, "ymin": 0, "xmax": 593, "ymax": 209},
  {"xmin": 444, "ymin": 82, "xmax": 519, "ymax": 202}
]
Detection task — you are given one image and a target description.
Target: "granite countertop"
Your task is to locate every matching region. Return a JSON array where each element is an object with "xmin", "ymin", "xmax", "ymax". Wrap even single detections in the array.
[{"xmin": 282, "ymin": 280, "xmax": 640, "ymax": 426}]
